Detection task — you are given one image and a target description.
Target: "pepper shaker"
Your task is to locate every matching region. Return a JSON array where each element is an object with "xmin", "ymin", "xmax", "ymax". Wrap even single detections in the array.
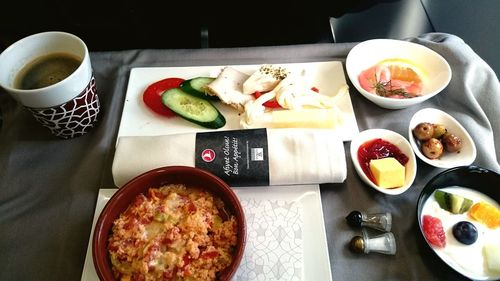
[{"xmin": 346, "ymin": 210, "xmax": 392, "ymax": 232}]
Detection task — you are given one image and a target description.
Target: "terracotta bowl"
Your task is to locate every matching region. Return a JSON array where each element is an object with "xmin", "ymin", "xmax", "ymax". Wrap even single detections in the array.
[{"xmin": 92, "ymin": 166, "xmax": 246, "ymax": 281}]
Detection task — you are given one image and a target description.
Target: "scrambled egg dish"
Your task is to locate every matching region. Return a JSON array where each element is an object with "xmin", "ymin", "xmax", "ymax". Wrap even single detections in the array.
[{"xmin": 108, "ymin": 184, "xmax": 238, "ymax": 281}]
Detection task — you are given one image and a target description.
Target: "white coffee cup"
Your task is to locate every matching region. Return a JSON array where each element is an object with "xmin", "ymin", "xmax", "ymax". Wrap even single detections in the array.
[{"xmin": 0, "ymin": 31, "xmax": 100, "ymax": 138}]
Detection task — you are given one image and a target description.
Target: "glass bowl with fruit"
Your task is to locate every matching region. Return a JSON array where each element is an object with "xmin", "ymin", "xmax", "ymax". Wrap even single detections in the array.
[
  {"xmin": 409, "ymin": 108, "xmax": 476, "ymax": 168},
  {"xmin": 417, "ymin": 166, "xmax": 500, "ymax": 280},
  {"xmin": 350, "ymin": 128, "xmax": 417, "ymax": 195},
  {"xmin": 346, "ymin": 39, "xmax": 451, "ymax": 109}
]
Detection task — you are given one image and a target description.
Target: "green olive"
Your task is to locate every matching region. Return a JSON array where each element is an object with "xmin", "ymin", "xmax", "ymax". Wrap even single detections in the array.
[{"xmin": 432, "ymin": 124, "xmax": 447, "ymax": 139}]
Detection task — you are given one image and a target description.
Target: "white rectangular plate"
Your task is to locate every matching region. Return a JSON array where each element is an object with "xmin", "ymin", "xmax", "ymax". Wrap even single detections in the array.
[
  {"xmin": 81, "ymin": 185, "xmax": 332, "ymax": 281},
  {"xmin": 117, "ymin": 61, "xmax": 358, "ymax": 141}
]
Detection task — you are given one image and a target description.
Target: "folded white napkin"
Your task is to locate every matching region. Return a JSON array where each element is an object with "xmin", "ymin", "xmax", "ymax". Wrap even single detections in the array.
[{"xmin": 112, "ymin": 128, "xmax": 346, "ymax": 187}]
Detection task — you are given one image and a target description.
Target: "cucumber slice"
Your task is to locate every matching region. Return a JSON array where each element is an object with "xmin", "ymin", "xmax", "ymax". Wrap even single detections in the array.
[
  {"xmin": 180, "ymin": 77, "xmax": 218, "ymax": 100},
  {"xmin": 161, "ymin": 88, "xmax": 225, "ymax": 129},
  {"xmin": 434, "ymin": 190, "xmax": 473, "ymax": 214}
]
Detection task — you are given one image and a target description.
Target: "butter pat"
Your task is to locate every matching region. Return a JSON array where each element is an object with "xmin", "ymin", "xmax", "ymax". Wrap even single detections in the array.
[{"xmin": 369, "ymin": 157, "xmax": 405, "ymax": 188}]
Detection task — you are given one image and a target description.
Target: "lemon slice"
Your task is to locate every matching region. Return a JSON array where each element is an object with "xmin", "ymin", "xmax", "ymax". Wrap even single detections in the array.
[{"xmin": 378, "ymin": 58, "xmax": 427, "ymax": 83}]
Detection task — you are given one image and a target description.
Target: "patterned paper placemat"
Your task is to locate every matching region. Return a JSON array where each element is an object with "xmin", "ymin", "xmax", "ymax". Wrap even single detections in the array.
[{"xmin": 235, "ymin": 199, "xmax": 303, "ymax": 281}]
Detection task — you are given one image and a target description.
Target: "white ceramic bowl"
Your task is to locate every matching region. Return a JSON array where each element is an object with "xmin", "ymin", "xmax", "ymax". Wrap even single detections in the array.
[
  {"xmin": 409, "ymin": 108, "xmax": 476, "ymax": 168},
  {"xmin": 350, "ymin": 129, "xmax": 417, "ymax": 195},
  {"xmin": 346, "ymin": 39, "xmax": 451, "ymax": 109}
]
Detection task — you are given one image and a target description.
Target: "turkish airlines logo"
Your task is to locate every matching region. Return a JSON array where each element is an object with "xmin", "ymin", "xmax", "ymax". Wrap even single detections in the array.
[{"xmin": 201, "ymin": 149, "xmax": 216, "ymax": 162}]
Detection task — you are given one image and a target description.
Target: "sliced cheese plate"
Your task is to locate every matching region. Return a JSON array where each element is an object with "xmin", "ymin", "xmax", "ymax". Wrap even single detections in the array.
[{"xmin": 117, "ymin": 61, "xmax": 359, "ymax": 141}]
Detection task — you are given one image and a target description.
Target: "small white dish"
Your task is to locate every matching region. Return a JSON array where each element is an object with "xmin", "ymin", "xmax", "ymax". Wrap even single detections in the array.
[
  {"xmin": 350, "ymin": 129, "xmax": 417, "ymax": 195},
  {"xmin": 346, "ymin": 39, "xmax": 451, "ymax": 109},
  {"xmin": 409, "ymin": 108, "xmax": 477, "ymax": 168}
]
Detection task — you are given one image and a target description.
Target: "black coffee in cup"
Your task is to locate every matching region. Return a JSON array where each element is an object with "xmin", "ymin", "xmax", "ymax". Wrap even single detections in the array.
[
  {"xmin": 14, "ymin": 52, "xmax": 82, "ymax": 90},
  {"xmin": 0, "ymin": 32, "xmax": 100, "ymax": 139}
]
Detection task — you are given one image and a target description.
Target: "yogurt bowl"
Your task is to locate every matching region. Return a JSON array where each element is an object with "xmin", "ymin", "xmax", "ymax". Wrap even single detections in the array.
[{"xmin": 417, "ymin": 166, "xmax": 500, "ymax": 280}]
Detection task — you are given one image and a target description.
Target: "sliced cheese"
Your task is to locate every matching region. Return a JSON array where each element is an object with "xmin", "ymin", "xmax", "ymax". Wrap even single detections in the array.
[
  {"xmin": 369, "ymin": 157, "xmax": 405, "ymax": 189},
  {"xmin": 206, "ymin": 67, "xmax": 252, "ymax": 112},
  {"xmin": 242, "ymin": 64, "xmax": 287, "ymax": 95},
  {"xmin": 240, "ymin": 108, "xmax": 343, "ymax": 129},
  {"xmin": 271, "ymin": 108, "xmax": 342, "ymax": 128}
]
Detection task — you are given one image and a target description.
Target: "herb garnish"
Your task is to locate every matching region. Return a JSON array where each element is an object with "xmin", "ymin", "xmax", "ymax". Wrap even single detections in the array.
[{"xmin": 372, "ymin": 80, "xmax": 412, "ymax": 98}]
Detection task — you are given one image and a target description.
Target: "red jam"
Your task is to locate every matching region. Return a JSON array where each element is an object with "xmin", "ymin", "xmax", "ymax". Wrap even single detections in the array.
[{"xmin": 357, "ymin": 138, "xmax": 409, "ymax": 184}]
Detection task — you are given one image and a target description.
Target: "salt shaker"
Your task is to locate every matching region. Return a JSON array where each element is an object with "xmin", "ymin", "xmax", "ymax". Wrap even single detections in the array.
[
  {"xmin": 346, "ymin": 210, "xmax": 392, "ymax": 232},
  {"xmin": 350, "ymin": 229, "xmax": 397, "ymax": 255}
]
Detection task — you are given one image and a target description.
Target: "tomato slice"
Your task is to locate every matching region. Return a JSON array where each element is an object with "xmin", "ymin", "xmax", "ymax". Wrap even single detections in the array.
[
  {"xmin": 143, "ymin": 77, "xmax": 185, "ymax": 117},
  {"xmin": 253, "ymin": 91, "xmax": 282, "ymax": 108}
]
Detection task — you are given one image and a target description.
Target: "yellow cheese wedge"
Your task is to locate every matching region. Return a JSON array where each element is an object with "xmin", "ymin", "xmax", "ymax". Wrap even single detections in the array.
[{"xmin": 369, "ymin": 157, "xmax": 405, "ymax": 188}]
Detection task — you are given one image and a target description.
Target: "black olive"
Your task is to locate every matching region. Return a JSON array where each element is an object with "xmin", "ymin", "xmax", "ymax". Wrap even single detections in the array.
[{"xmin": 442, "ymin": 133, "xmax": 463, "ymax": 152}]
